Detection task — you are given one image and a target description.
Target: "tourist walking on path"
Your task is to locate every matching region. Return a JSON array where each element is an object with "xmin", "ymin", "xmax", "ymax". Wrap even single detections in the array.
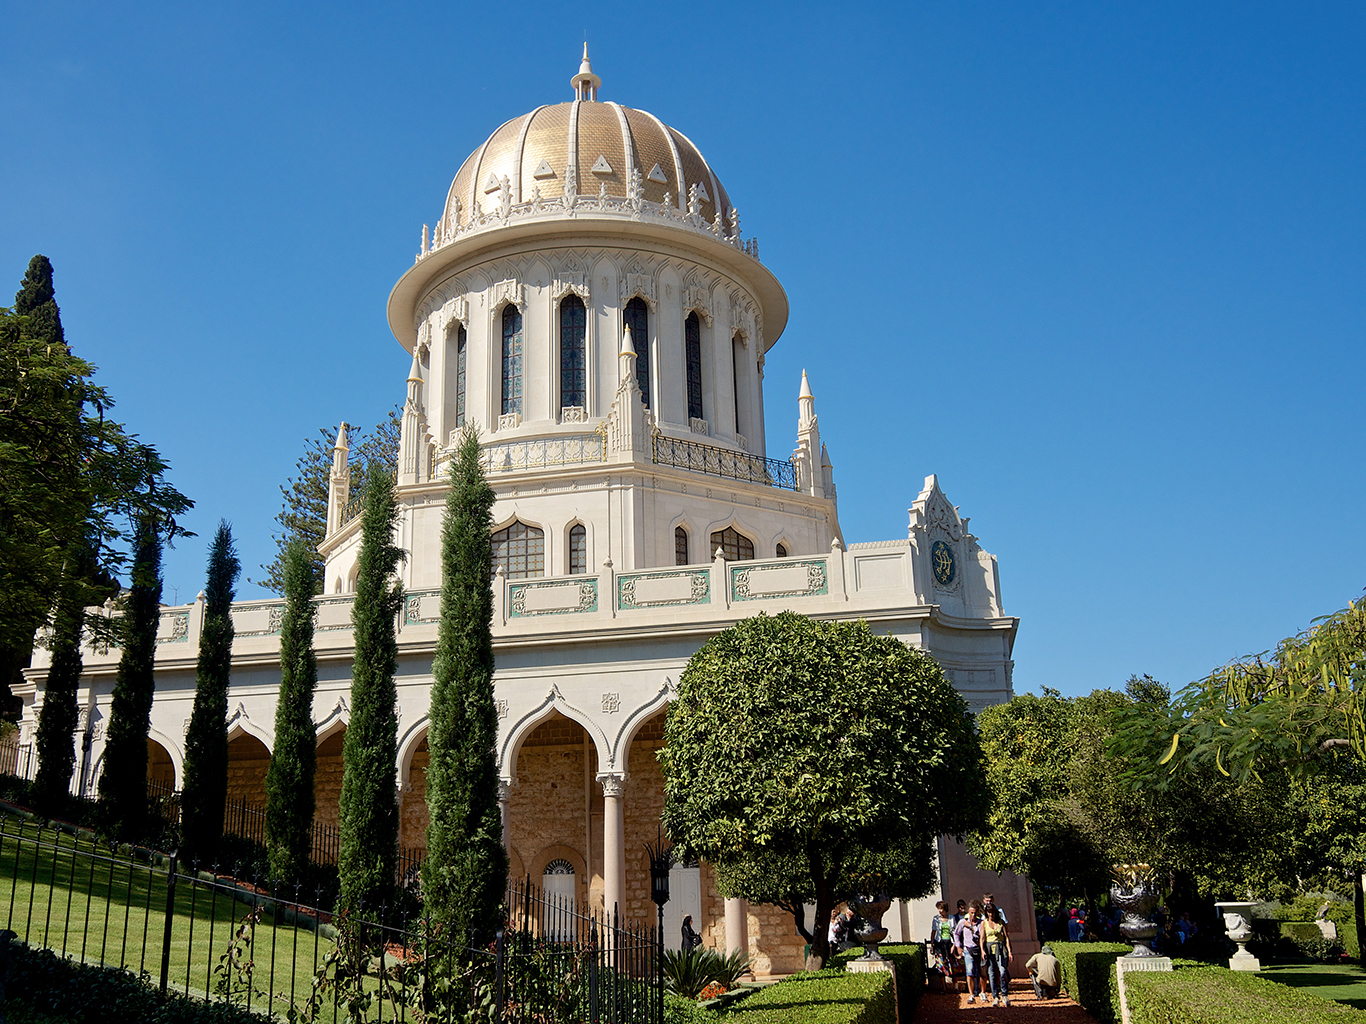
[
  {"xmin": 983, "ymin": 904, "xmax": 1012, "ymax": 1006},
  {"xmin": 929, "ymin": 900, "xmax": 958, "ymax": 991},
  {"xmin": 953, "ymin": 900, "xmax": 985, "ymax": 1003}
]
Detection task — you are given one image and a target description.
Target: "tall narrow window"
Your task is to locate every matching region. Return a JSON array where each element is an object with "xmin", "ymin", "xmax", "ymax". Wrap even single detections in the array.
[
  {"xmin": 675, "ymin": 526, "xmax": 689, "ymax": 566},
  {"xmin": 501, "ymin": 304, "xmax": 523, "ymax": 417},
  {"xmin": 624, "ymin": 296, "xmax": 650, "ymax": 408},
  {"xmin": 710, "ymin": 527, "xmax": 754, "ymax": 562},
  {"xmin": 568, "ymin": 524, "xmax": 587, "ymax": 575},
  {"xmin": 560, "ymin": 296, "xmax": 586, "ymax": 411},
  {"xmin": 491, "ymin": 519, "xmax": 544, "ymax": 578},
  {"xmin": 776, "ymin": 543, "xmax": 788, "ymax": 558},
  {"xmin": 685, "ymin": 312, "xmax": 703, "ymax": 421},
  {"xmin": 732, "ymin": 334, "xmax": 744, "ymax": 436},
  {"xmin": 454, "ymin": 325, "xmax": 467, "ymax": 427}
]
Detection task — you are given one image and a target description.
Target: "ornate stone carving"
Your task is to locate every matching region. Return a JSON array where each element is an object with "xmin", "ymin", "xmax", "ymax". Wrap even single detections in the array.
[
  {"xmin": 498, "ymin": 412, "xmax": 522, "ymax": 432},
  {"xmin": 267, "ymin": 605, "xmax": 284, "ymax": 633},
  {"xmin": 442, "ymin": 296, "xmax": 469, "ymax": 333},
  {"xmin": 620, "ymin": 270, "xmax": 657, "ymax": 309},
  {"xmin": 598, "ymin": 773, "xmax": 628, "ymax": 798},
  {"xmin": 732, "ymin": 560, "xmax": 829, "ymax": 602},
  {"xmin": 689, "ymin": 417, "xmax": 709, "ymax": 436},
  {"xmin": 560, "ymin": 405, "xmax": 587, "ymax": 424},
  {"xmin": 617, "ymin": 569, "xmax": 711, "ymax": 609},
  {"xmin": 490, "ymin": 278, "xmax": 525, "ymax": 313},
  {"xmin": 601, "ymin": 692, "xmax": 621, "ymax": 713},
  {"xmin": 495, "ymin": 699, "xmax": 509, "ymax": 719},
  {"xmin": 682, "ymin": 285, "xmax": 712, "ymax": 324}
]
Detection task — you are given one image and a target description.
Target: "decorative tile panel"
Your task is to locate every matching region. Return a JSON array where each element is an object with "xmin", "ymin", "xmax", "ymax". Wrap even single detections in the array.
[
  {"xmin": 233, "ymin": 601, "xmax": 287, "ymax": 638},
  {"xmin": 156, "ymin": 611, "xmax": 190, "ymax": 644},
  {"xmin": 731, "ymin": 559, "xmax": 828, "ymax": 603},
  {"xmin": 617, "ymin": 568, "xmax": 710, "ymax": 610},
  {"xmin": 508, "ymin": 578, "xmax": 598, "ymax": 617},
  {"xmin": 403, "ymin": 590, "xmax": 442, "ymax": 626}
]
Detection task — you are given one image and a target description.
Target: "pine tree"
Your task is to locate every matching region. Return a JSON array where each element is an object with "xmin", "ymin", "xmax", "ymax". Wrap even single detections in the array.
[
  {"xmin": 423, "ymin": 425, "xmax": 506, "ymax": 942},
  {"xmin": 265, "ymin": 539, "xmax": 319, "ymax": 882},
  {"xmin": 180, "ymin": 522, "xmax": 240, "ymax": 860},
  {"xmin": 97, "ymin": 517, "xmax": 163, "ymax": 838},
  {"xmin": 337, "ymin": 463, "xmax": 404, "ymax": 912}
]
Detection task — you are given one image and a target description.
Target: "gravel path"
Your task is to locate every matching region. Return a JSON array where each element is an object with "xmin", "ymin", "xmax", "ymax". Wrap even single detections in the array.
[{"xmin": 913, "ymin": 977, "xmax": 1098, "ymax": 1024}]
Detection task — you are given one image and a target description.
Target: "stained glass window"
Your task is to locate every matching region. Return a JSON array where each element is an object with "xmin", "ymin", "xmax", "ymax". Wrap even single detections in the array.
[
  {"xmin": 685, "ymin": 313, "xmax": 703, "ymax": 421},
  {"xmin": 776, "ymin": 543, "xmax": 788, "ymax": 558},
  {"xmin": 732, "ymin": 334, "xmax": 744, "ymax": 434},
  {"xmin": 710, "ymin": 527, "xmax": 754, "ymax": 562},
  {"xmin": 675, "ymin": 526, "xmax": 689, "ymax": 566},
  {"xmin": 454, "ymin": 325, "xmax": 467, "ymax": 427},
  {"xmin": 492, "ymin": 519, "xmax": 544, "ymax": 578},
  {"xmin": 624, "ymin": 297, "xmax": 650, "ymax": 408},
  {"xmin": 568, "ymin": 524, "xmax": 587, "ymax": 575},
  {"xmin": 501, "ymin": 304, "xmax": 523, "ymax": 417},
  {"xmin": 560, "ymin": 296, "xmax": 587, "ymax": 411}
]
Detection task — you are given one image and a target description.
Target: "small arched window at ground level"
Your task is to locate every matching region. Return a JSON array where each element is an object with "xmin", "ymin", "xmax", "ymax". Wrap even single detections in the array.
[
  {"xmin": 568, "ymin": 524, "xmax": 587, "ymax": 575},
  {"xmin": 560, "ymin": 296, "xmax": 586, "ymax": 411},
  {"xmin": 675, "ymin": 526, "xmax": 689, "ymax": 566},
  {"xmin": 492, "ymin": 520, "xmax": 545, "ymax": 579},
  {"xmin": 710, "ymin": 527, "xmax": 754, "ymax": 562},
  {"xmin": 776, "ymin": 543, "xmax": 788, "ymax": 558}
]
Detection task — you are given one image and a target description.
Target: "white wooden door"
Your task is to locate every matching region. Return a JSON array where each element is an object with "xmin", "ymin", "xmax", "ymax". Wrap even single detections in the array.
[{"xmin": 661, "ymin": 864, "xmax": 703, "ymax": 950}]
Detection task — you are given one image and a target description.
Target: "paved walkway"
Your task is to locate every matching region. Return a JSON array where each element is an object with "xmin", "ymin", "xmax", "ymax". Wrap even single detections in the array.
[{"xmin": 913, "ymin": 978, "xmax": 1097, "ymax": 1023}]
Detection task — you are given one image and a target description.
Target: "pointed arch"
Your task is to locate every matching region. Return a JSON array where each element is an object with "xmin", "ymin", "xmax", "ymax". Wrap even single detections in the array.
[
  {"xmin": 500, "ymin": 688, "xmax": 611, "ymax": 777},
  {"xmin": 610, "ymin": 679, "xmax": 674, "ymax": 773},
  {"xmin": 397, "ymin": 717, "xmax": 430, "ymax": 788}
]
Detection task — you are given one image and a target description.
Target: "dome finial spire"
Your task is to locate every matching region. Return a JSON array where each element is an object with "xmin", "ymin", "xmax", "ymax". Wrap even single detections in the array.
[{"xmin": 571, "ymin": 42, "xmax": 601, "ymax": 101}]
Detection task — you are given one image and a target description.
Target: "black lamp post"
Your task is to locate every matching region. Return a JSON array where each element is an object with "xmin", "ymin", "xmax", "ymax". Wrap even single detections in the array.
[{"xmin": 645, "ymin": 833, "xmax": 673, "ymax": 1024}]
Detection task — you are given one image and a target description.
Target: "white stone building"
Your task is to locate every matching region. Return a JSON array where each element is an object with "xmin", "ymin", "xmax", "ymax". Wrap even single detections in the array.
[{"xmin": 19, "ymin": 48, "xmax": 1033, "ymax": 972}]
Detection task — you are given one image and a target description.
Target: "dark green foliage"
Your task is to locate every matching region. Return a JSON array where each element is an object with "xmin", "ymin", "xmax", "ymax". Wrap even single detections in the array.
[
  {"xmin": 423, "ymin": 424, "xmax": 506, "ymax": 942},
  {"xmin": 257, "ymin": 408, "xmax": 401, "ymax": 594},
  {"xmin": 665, "ymin": 993, "xmax": 720, "ymax": 1024},
  {"xmin": 30, "ymin": 552, "xmax": 89, "ymax": 808},
  {"xmin": 180, "ymin": 522, "xmax": 240, "ymax": 861},
  {"xmin": 661, "ymin": 612, "xmax": 986, "ymax": 967},
  {"xmin": 832, "ymin": 943, "xmax": 926, "ymax": 1021},
  {"xmin": 724, "ymin": 968, "xmax": 896, "ymax": 1024},
  {"xmin": 662, "ymin": 948, "xmax": 752, "ymax": 998},
  {"xmin": 266, "ymin": 538, "xmax": 320, "ymax": 882},
  {"xmin": 1050, "ymin": 941, "xmax": 1131, "ymax": 1023},
  {"xmin": 8, "ymin": 942, "xmax": 267, "ymax": 1024},
  {"xmin": 97, "ymin": 518, "xmax": 163, "ymax": 838},
  {"xmin": 337, "ymin": 463, "xmax": 403, "ymax": 912},
  {"xmin": 14, "ymin": 254, "xmax": 66, "ymax": 347},
  {"xmin": 1124, "ymin": 965, "xmax": 1364, "ymax": 1024}
]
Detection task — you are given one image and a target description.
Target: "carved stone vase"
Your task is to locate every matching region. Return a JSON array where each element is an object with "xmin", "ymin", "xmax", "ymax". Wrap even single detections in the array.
[
  {"xmin": 847, "ymin": 892, "xmax": 892, "ymax": 961},
  {"xmin": 1109, "ymin": 882, "xmax": 1160, "ymax": 957},
  {"xmin": 1214, "ymin": 901, "xmax": 1261, "ymax": 971}
]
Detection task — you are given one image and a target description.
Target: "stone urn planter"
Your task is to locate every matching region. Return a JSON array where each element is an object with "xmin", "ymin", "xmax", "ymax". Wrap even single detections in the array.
[
  {"xmin": 1110, "ymin": 863, "xmax": 1160, "ymax": 958},
  {"xmin": 846, "ymin": 892, "xmax": 892, "ymax": 961},
  {"xmin": 1214, "ymin": 901, "xmax": 1261, "ymax": 971}
]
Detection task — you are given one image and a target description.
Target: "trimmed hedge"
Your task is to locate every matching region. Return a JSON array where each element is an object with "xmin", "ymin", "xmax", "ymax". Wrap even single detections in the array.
[
  {"xmin": 6, "ymin": 942, "xmax": 266, "ymax": 1023},
  {"xmin": 1125, "ymin": 965, "xmax": 1366, "ymax": 1023},
  {"xmin": 833, "ymin": 943, "xmax": 926, "ymax": 1021},
  {"xmin": 723, "ymin": 968, "xmax": 896, "ymax": 1024},
  {"xmin": 1051, "ymin": 941, "xmax": 1131, "ymax": 1023}
]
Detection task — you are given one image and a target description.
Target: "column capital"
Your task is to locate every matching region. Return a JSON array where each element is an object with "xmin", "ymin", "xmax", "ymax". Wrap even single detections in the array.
[
  {"xmin": 596, "ymin": 771, "xmax": 629, "ymax": 797},
  {"xmin": 497, "ymin": 777, "xmax": 518, "ymax": 801}
]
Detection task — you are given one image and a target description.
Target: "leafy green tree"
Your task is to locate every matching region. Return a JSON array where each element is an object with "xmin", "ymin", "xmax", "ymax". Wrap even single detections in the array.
[
  {"xmin": 337, "ymin": 463, "xmax": 404, "ymax": 912},
  {"xmin": 423, "ymin": 425, "xmax": 507, "ymax": 943},
  {"xmin": 256, "ymin": 409, "xmax": 401, "ymax": 594},
  {"xmin": 266, "ymin": 539, "xmax": 320, "ymax": 882},
  {"xmin": 97, "ymin": 518, "xmax": 164, "ymax": 838},
  {"xmin": 180, "ymin": 522, "xmax": 240, "ymax": 860},
  {"xmin": 660, "ymin": 612, "xmax": 986, "ymax": 968},
  {"xmin": 0, "ymin": 255, "xmax": 191, "ymax": 718}
]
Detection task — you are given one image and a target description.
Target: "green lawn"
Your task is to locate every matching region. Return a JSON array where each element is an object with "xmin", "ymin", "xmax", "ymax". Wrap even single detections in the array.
[
  {"xmin": 0, "ymin": 816, "xmax": 413, "ymax": 1020},
  {"xmin": 1259, "ymin": 962, "xmax": 1366, "ymax": 1010}
]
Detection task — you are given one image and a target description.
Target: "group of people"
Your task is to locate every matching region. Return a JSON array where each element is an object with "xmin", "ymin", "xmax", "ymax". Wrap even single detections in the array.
[{"xmin": 929, "ymin": 894, "xmax": 1063, "ymax": 1006}]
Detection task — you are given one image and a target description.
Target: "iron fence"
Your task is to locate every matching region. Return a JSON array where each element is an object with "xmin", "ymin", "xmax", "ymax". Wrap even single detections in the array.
[
  {"xmin": 651, "ymin": 432, "xmax": 800, "ymax": 491},
  {"xmin": 0, "ymin": 816, "xmax": 661, "ymax": 1024}
]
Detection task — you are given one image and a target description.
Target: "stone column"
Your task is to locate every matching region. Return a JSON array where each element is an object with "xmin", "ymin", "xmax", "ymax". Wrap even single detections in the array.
[
  {"xmin": 725, "ymin": 897, "xmax": 748, "ymax": 956},
  {"xmin": 598, "ymin": 772, "xmax": 628, "ymax": 917},
  {"xmin": 497, "ymin": 777, "xmax": 516, "ymax": 859}
]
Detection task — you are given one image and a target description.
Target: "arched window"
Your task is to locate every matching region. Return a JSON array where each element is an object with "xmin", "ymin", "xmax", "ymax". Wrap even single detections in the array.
[
  {"xmin": 568, "ymin": 524, "xmax": 587, "ymax": 575},
  {"xmin": 710, "ymin": 527, "xmax": 754, "ymax": 562},
  {"xmin": 776, "ymin": 543, "xmax": 788, "ymax": 558},
  {"xmin": 732, "ymin": 334, "xmax": 744, "ymax": 435},
  {"xmin": 685, "ymin": 312, "xmax": 703, "ymax": 421},
  {"xmin": 675, "ymin": 526, "xmax": 689, "ymax": 566},
  {"xmin": 492, "ymin": 519, "xmax": 544, "ymax": 578},
  {"xmin": 560, "ymin": 296, "xmax": 586, "ymax": 411},
  {"xmin": 501, "ymin": 304, "xmax": 523, "ymax": 417},
  {"xmin": 542, "ymin": 858, "xmax": 576, "ymax": 937},
  {"xmin": 454, "ymin": 324, "xmax": 467, "ymax": 427},
  {"xmin": 624, "ymin": 296, "xmax": 650, "ymax": 408}
]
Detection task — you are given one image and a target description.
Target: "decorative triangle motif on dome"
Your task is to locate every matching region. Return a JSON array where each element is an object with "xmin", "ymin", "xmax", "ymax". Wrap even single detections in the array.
[
  {"xmin": 591, "ymin": 155, "xmax": 613, "ymax": 175},
  {"xmin": 483, "ymin": 172, "xmax": 502, "ymax": 194},
  {"xmin": 646, "ymin": 163, "xmax": 668, "ymax": 183},
  {"xmin": 532, "ymin": 159, "xmax": 556, "ymax": 180},
  {"xmin": 695, "ymin": 182, "xmax": 710, "ymax": 202}
]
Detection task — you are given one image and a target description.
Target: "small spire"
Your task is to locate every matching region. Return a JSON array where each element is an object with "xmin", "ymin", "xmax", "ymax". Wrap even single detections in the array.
[
  {"xmin": 571, "ymin": 42, "xmax": 602, "ymax": 101},
  {"xmin": 799, "ymin": 368, "xmax": 813, "ymax": 399},
  {"xmin": 334, "ymin": 421, "xmax": 349, "ymax": 451},
  {"xmin": 620, "ymin": 323, "xmax": 635, "ymax": 359},
  {"xmin": 408, "ymin": 347, "xmax": 423, "ymax": 384}
]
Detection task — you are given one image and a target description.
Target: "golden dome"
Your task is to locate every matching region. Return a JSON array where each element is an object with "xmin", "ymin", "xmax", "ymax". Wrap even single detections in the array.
[{"xmin": 439, "ymin": 91, "xmax": 732, "ymax": 233}]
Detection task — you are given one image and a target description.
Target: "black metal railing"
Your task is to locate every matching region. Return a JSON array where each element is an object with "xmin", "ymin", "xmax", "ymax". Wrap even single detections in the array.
[
  {"xmin": 0, "ymin": 815, "xmax": 661, "ymax": 1024},
  {"xmin": 651, "ymin": 433, "xmax": 799, "ymax": 491}
]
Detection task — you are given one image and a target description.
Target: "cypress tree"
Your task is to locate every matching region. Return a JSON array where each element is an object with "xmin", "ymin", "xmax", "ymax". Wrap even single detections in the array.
[
  {"xmin": 30, "ymin": 562, "xmax": 86, "ymax": 810},
  {"xmin": 337, "ymin": 463, "xmax": 404, "ymax": 912},
  {"xmin": 98, "ymin": 517, "xmax": 163, "ymax": 838},
  {"xmin": 423, "ymin": 425, "xmax": 506, "ymax": 942},
  {"xmin": 265, "ymin": 539, "xmax": 319, "ymax": 882},
  {"xmin": 180, "ymin": 522, "xmax": 240, "ymax": 860}
]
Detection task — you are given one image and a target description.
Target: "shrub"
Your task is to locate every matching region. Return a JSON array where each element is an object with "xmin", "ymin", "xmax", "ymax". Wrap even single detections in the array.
[
  {"xmin": 833, "ymin": 943, "xmax": 925, "ymax": 1021},
  {"xmin": 664, "ymin": 947, "xmax": 754, "ymax": 998},
  {"xmin": 724, "ymin": 969, "xmax": 895, "ymax": 1024},
  {"xmin": 667, "ymin": 992, "xmax": 720, "ymax": 1024},
  {"xmin": 1051, "ymin": 941, "xmax": 1131, "ymax": 1023},
  {"xmin": 1124, "ymin": 965, "xmax": 1364, "ymax": 1023}
]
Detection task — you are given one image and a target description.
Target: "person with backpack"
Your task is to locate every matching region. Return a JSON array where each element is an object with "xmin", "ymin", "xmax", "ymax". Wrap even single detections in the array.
[{"xmin": 953, "ymin": 900, "xmax": 986, "ymax": 1004}]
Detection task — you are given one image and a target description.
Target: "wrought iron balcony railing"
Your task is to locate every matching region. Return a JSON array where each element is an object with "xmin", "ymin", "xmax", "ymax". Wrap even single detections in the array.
[{"xmin": 651, "ymin": 431, "xmax": 800, "ymax": 491}]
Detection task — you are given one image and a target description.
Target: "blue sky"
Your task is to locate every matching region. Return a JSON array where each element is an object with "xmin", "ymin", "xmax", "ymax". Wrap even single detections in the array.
[{"xmin": 3, "ymin": 2, "xmax": 1362, "ymax": 698}]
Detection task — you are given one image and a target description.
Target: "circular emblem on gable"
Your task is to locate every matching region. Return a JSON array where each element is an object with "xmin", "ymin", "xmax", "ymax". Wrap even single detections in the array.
[{"xmin": 931, "ymin": 540, "xmax": 956, "ymax": 587}]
